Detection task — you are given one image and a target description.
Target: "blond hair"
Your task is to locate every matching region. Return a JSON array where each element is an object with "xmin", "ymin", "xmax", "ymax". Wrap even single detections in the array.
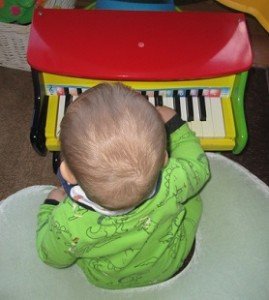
[{"xmin": 60, "ymin": 83, "xmax": 166, "ymax": 210}]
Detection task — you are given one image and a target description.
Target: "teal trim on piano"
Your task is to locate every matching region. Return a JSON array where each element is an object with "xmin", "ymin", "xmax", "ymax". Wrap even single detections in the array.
[
  {"xmin": 231, "ymin": 71, "xmax": 248, "ymax": 154},
  {"xmin": 95, "ymin": 0, "xmax": 175, "ymax": 11}
]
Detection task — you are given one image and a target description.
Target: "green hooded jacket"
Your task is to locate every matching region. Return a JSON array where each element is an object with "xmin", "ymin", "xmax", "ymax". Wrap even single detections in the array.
[{"xmin": 36, "ymin": 120, "xmax": 210, "ymax": 289}]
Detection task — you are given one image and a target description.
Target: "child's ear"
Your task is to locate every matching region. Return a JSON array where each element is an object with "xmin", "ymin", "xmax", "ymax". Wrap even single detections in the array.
[
  {"xmin": 60, "ymin": 161, "xmax": 77, "ymax": 184},
  {"xmin": 163, "ymin": 151, "xmax": 169, "ymax": 166}
]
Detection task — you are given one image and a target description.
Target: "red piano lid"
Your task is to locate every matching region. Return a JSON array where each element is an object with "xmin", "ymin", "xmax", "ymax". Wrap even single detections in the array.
[{"xmin": 27, "ymin": 9, "xmax": 252, "ymax": 81}]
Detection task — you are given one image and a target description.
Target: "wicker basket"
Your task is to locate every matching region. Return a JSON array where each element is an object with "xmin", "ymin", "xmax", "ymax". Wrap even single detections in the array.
[
  {"xmin": 42, "ymin": 0, "xmax": 76, "ymax": 9},
  {"xmin": 0, "ymin": 22, "xmax": 31, "ymax": 71},
  {"xmin": 0, "ymin": 0, "xmax": 76, "ymax": 72}
]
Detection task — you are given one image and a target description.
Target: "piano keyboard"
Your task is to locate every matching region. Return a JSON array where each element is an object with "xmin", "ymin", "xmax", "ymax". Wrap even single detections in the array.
[
  {"xmin": 42, "ymin": 73, "xmax": 237, "ymax": 152},
  {"xmin": 49, "ymin": 89, "xmax": 226, "ymax": 139}
]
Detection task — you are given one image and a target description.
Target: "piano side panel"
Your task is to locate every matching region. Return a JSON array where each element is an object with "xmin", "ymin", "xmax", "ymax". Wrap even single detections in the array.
[
  {"xmin": 230, "ymin": 71, "xmax": 249, "ymax": 154},
  {"xmin": 222, "ymin": 97, "xmax": 236, "ymax": 139}
]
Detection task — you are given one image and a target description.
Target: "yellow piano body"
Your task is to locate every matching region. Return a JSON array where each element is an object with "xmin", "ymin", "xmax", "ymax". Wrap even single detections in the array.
[{"xmin": 41, "ymin": 72, "xmax": 247, "ymax": 153}]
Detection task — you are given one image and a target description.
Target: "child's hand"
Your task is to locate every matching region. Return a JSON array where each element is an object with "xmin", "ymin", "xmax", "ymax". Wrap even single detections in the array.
[
  {"xmin": 47, "ymin": 187, "xmax": 66, "ymax": 202},
  {"xmin": 156, "ymin": 106, "xmax": 176, "ymax": 123}
]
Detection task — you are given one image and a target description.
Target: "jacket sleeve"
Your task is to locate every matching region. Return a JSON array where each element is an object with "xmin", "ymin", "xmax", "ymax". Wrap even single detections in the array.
[
  {"xmin": 164, "ymin": 114, "xmax": 210, "ymax": 202},
  {"xmin": 36, "ymin": 200, "xmax": 77, "ymax": 268}
]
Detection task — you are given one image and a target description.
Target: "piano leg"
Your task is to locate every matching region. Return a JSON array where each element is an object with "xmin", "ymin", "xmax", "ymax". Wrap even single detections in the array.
[{"xmin": 52, "ymin": 151, "xmax": 61, "ymax": 174}]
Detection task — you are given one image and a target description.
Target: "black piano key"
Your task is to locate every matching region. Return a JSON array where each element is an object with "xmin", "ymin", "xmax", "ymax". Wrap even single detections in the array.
[
  {"xmin": 187, "ymin": 95, "xmax": 194, "ymax": 121},
  {"xmin": 64, "ymin": 87, "xmax": 69, "ymax": 95},
  {"xmin": 154, "ymin": 91, "xmax": 163, "ymax": 106},
  {"xmin": 141, "ymin": 91, "xmax": 149, "ymax": 100},
  {"xmin": 157, "ymin": 95, "xmax": 163, "ymax": 106},
  {"xmin": 154, "ymin": 91, "xmax": 159, "ymax": 106},
  {"xmin": 77, "ymin": 88, "xmax": 82, "ymax": 95},
  {"xmin": 199, "ymin": 96, "xmax": 207, "ymax": 121},
  {"xmin": 63, "ymin": 87, "xmax": 72, "ymax": 111},
  {"xmin": 174, "ymin": 95, "xmax": 181, "ymax": 116},
  {"xmin": 64, "ymin": 94, "xmax": 72, "ymax": 111}
]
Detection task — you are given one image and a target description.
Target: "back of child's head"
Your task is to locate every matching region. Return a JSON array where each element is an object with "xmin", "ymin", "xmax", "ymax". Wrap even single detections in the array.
[{"xmin": 60, "ymin": 83, "xmax": 166, "ymax": 210}]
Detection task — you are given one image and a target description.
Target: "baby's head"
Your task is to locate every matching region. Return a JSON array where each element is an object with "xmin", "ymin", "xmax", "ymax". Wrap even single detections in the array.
[{"xmin": 60, "ymin": 83, "xmax": 166, "ymax": 210}]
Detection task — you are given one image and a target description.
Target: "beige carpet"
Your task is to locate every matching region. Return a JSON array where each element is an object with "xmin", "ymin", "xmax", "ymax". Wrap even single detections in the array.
[{"xmin": 0, "ymin": 67, "xmax": 58, "ymax": 200}]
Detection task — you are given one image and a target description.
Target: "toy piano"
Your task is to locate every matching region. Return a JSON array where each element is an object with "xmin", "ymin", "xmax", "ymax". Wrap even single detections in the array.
[{"xmin": 27, "ymin": 8, "xmax": 252, "ymax": 169}]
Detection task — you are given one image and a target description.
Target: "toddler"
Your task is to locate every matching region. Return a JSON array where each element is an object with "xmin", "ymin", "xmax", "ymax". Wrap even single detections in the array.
[{"xmin": 36, "ymin": 82, "xmax": 210, "ymax": 289}]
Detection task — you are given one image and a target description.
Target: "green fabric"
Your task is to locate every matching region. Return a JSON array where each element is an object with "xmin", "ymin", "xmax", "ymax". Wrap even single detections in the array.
[{"xmin": 36, "ymin": 124, "xmax": 210, "ymax": 289}]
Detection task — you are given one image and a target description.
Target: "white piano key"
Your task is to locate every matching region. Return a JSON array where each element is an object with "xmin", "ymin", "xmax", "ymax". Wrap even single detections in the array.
[
  {"xmin": 69, "ymin": 87, "xmax": 78, "ymax": 96},
  {"xmin": 165, "ymin": 89, "xmax": 173, "ymax": 97},
  {"xmin": 56, "ymin": 95, "xmax": 66, "ymax": 137},
  {"xmin": 163, "ymin": 97, "xmax": 174, "ymax": 109},
  {"xmin": 146, "ymin": 91, "xmax": 155, "ymax": 106},
  {"xmin": 148, "ymin": 97, "xmax": 155, "ymax": 106},
  {"xmin": 202, "ymin": 97, "xmax": 215, "ymax": 137},
  {"xmin": 158, "ymin": 90, "xmax": 165, "ymax": 97},
  {"xmin": 211, "ymin": 97, "xmax": 225, "ymax": 137},
  {"xmin": 190, "ymin": 97, "xmax": 203, "ymax": 137},
  {"xmin": 180, "ymin": 97, "xmax": 188, "ymax": 121},
  {"xmin": 147, "ymin": 90, "xmax": 154, "ymax": 97},
  {"xmin": 72, "ymin": 95, "xmax": 79, "ymax": 102}
]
